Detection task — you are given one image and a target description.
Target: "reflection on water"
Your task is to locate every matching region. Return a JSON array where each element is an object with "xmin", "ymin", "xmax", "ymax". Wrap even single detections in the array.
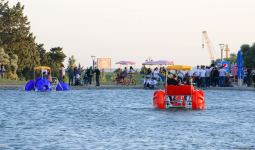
[{"xmin": 0, "ymin": 89, "xmax": 255, "ymax": 149}]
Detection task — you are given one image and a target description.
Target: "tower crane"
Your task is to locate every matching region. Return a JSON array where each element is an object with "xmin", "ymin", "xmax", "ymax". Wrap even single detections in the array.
[{"xmin": 202, "ymin": 31, "xmax": 216, "ymax": 62}]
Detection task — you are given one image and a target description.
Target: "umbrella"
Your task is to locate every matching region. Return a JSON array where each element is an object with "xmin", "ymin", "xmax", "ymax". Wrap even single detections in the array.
[
  {"xmin": 153, "ymin": 60, "xmax": 174, "ymax": 65},
  {"xmin": 142, "ymin": 60, "xmax": 174, "ymax": 65},
  {"xmin": 237, "ymin": 50, "xmax": 244, "ymax": 79},
  {"xmin": 115, "ymin": 61, "xmax": 135, "ymax": 65}
]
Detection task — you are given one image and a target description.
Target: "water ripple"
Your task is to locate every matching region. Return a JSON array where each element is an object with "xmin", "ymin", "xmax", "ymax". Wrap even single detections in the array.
[{"xmin": 0, "ymin": 89, "xmax": 255, "ymax": 149}]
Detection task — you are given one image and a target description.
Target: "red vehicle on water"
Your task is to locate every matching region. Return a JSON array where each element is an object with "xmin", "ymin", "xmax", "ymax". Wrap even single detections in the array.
[{"xmin": 153, "ymin": 65, "xmax": 205, "ymax": 110}]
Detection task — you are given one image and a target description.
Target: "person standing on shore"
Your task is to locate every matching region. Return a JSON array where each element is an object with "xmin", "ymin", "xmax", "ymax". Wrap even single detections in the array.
[
  {"xmin": 94, "ymin": 67, "xmax": 100, "ymax": 86},
  {"xmin": 0, "ymin": 64, "xmax": 5, "ymax": 79},
  {"xmin": 247, "ymin": 67, "xmax": 252, "ymax": 87},
  {"xmin": 205, "ymin": 66, "xmax": 211, "ymax": 87},
  {"xmin": 200, "ymin": 66, "xmax": 206, "ymax": 88},
  {"xmin": 251, "ymin": 67, "xmax": 255, "ymax": 87},
  {"xmin": 87, "ymin": 66, "xmax": 93, "ymax": 85},
  {"xmin": 219, "ymin": 66, "xmax": 226, "ymax": 87},
  {"xmin": 193, "ymin": 66, "xmax": 200, "ymax": 87},
  {"xmin": 0, "ymin": 63, "xmax": 2, "ymax": 79},
  {"xmin": 211, "ymin": 67, "xmax": 219, "ymax": 87},
  {"xmin": 67, "ymin": 66, "xmax": 74, "ymax": 86},
  {"xmin": 59, "ymin": 64, "xmax": 65, "ymax": 82},
  {"xmin": 122, "ymin": 67, "xmax": 128, "ymax": 81}
]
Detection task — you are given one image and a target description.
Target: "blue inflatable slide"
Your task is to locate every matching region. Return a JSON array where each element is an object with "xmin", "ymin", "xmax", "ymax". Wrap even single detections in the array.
[{"xmin": 25, "ymin": 78, "xmax": 69, "ymax": 92}]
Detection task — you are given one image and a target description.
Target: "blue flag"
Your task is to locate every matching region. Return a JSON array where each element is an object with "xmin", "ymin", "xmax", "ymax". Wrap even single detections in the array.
[{"xmin": 236, "ymin": 50, "xmax": 244, "ymax": 79}]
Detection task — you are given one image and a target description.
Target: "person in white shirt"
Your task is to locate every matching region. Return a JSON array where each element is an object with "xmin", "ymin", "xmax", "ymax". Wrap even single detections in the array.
[
  {"xmin": 59, "ymin": 64, "xmax": 65, "ymax": 82},
  {"xmin": 219, "ymin": 66, "xmax": 226, "ymax": 87},
  {"xmin": 193, "ymin": 66, "xmax": 201, "ymax": 87},
  {"xmin": 200, "ymin": 66, "xmax": 206, "ymax": 87},
  {"xmin": 153, "ymin": 67, "xmax": 160, "ymax": 80}
]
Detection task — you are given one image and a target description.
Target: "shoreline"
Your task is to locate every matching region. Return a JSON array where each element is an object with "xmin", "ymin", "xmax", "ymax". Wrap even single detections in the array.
[{"xmin": 0, "ymin": 84, "xmax": 254, "ymax": 91}]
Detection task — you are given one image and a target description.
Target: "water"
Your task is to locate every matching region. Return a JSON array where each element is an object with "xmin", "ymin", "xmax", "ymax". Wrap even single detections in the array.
[{"xmin": 0, "ymin": 89, "xmax": 255, "ymax": 150}]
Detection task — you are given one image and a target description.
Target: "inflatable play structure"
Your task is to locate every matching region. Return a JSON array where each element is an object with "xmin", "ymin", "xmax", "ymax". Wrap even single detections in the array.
[
  {"xmin": 153, "ymin": 65, "xmax": 205, "ymax": 110},
  {"xmin": 25, "ymin": 66, "xmax": 69, "ymax": 92}
]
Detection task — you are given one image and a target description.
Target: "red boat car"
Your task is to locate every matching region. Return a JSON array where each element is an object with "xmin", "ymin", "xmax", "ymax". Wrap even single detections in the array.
[{"xmin": 153, "ymin": 65, "xmax": 205, "ymax": 110}]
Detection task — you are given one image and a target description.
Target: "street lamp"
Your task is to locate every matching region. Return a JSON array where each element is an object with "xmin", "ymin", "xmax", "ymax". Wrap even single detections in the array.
[
  {"xmin": 91, "ymin": 55, "xmax": 95, "ymax": 69},
  {"xmin": 219, "ymin": 44, "xmax": 225, "ymax": 62}
]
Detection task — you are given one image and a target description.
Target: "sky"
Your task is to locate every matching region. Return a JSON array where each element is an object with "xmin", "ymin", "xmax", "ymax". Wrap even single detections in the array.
[{"xmin": 9, "ymin": 0, "xmax": 255, "ymax": 68}]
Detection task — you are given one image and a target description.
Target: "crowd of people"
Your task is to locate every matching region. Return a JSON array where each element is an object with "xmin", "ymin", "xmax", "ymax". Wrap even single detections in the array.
[
  {"xmin": 67, "ymin": 65, "xmax": 101, "ymax": 86},
  {"xmin": 192, "ymin": 65, "xmax": 255, "ymax": 88},
  {"xmin": 140, "ymin": 64, "xmax": 255, "ymax": 89},
  {"xmin": 2, "ymin": 60, "xmax": 255, "ymax": 88},
  {"xmin": 140, "ymin": 66, "xmax": 166, "ymax": 89},
  {"xmin": 114, "ymin": 66, "xmax": 136, "ymax": 85},
  {"xmin": 192, "ymin": 65, "xmax": 231, "ymax": 88}
]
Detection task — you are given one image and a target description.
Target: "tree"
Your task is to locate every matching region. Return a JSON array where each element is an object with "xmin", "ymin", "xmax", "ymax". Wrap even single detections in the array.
[
  {"xmin": 0, "ymin": 1, "xmax": 67, "ymax": 80},
  {"xmin": 8, "ymin": 53, "xmax": 18, "ymax": 79},
  {"xmin": 48, "ymin": 47, "xmax": 66, "ymax": 77},
  {"xmin": 0, "ymin": 47, "xmax": 18, "ymax": 79},
  {"xmin": 0, "ymin": 47, "xmax": 9, "ymax": 65},
  {"xmin": 37, "ymin": 43, "xmax": 50, "ymax": 66},
  {"xmin": 241, "ymin": 44, "xmax": 255, "ymax": 68},
  {"xmin": 0, "ymin": 1, "xmax": 40, "ymax": 76},
  {"xmin": 67, "ymin": 55, "xmax": 76, "ymax": 69},
  {"xmin": 224, "ymin": 53, "xmax": 237, "ymax": 65},
  {"xmin": 49, "ymin": 47, "xmax": 66, "ymax": 65}
]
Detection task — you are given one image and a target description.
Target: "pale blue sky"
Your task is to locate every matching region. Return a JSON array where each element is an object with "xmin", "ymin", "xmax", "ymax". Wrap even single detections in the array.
[{"xmin": 10, "ymin": 0, "xmax": 255, "ymax": 67}]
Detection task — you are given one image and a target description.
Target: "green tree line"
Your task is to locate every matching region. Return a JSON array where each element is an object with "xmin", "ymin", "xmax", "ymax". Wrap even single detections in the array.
[
  {"xmin": 0, "ymin": 1, "xmax": 66, "ymax": 80},
  {"xmin": 240, "ymin": 44, "xmax": 255, "ymax": 68},
  {"xmin": 223, "ymin": 44, "xmax": 255, "ymax": 69}
]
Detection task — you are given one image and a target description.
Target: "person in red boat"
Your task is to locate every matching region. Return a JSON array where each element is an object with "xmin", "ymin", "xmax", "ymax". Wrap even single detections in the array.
[
  {"xmin": 167, "ymin": 74, "xmax": 179, "ymax": 86},
  {"xmin": 167, "ymin": 74, "xmax": 179, "ymax": 104}
]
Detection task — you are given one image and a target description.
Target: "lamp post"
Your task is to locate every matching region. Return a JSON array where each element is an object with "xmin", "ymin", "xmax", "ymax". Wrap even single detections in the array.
[
  {"xmin": 219, "ymin": 44, "xmax": 225, "ymax": 62},
  {"xmin": 91, "ymin": 55, "xmax": 95, "ymax": 69}
]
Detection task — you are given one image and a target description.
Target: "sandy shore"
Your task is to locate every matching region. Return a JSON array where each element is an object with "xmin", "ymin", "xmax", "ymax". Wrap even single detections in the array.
[
  {"xmin": 0, "ymin": 84, "xmax": 144, "ymax": 90},
  {"xmin": 0, "ymin": 84, "xmax": 254, "ymax": 91}
]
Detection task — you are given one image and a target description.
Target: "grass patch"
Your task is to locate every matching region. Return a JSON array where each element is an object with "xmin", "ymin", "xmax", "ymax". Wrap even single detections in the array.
[{"xmin": 0, "ymin": 78, "xmax": 26, "ymax": 85}]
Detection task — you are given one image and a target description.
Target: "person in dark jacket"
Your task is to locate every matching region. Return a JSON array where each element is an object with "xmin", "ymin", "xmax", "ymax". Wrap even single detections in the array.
[
  {"xmin": 68, "ymin": 67, "xmax": 74, "ymax": 86},
  {"xmin": 167, "ymin": 74, "xmax": 179, "ymax": 104},
  {"xmin": 247, "ymin": 68, "xmax": 252, "ymax": 87},
  {"xmin": 87, "ymin": 66, "xmax": 93, "ymax": 85},
  {"xmin": 167, "ymin": 74, "xmax": 179, "ymax": 86},
  {"xmin": 211, "ymin": 67, "xmax": 219, "ymax": 87},
  {"xmin": 94, "ymin": 67, "xmax": 100, "ymax": 86}
]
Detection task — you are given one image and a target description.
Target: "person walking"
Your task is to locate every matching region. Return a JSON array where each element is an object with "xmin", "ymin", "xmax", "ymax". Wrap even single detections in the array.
[{"xmin": 94, "ymin": 67, "xmax": 100, "ymax": 86}]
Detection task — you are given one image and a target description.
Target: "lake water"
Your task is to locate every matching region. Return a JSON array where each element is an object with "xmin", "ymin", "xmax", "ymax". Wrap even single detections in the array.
[{"xmin": 0, "ymin": 89, "xmax": 255, "ymax": 150}]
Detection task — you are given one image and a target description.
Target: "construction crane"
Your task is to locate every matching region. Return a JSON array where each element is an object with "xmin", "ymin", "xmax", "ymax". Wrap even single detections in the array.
[{"xmin": 202, "ymin": 31, "xmax": 216, "ymax": 62}]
